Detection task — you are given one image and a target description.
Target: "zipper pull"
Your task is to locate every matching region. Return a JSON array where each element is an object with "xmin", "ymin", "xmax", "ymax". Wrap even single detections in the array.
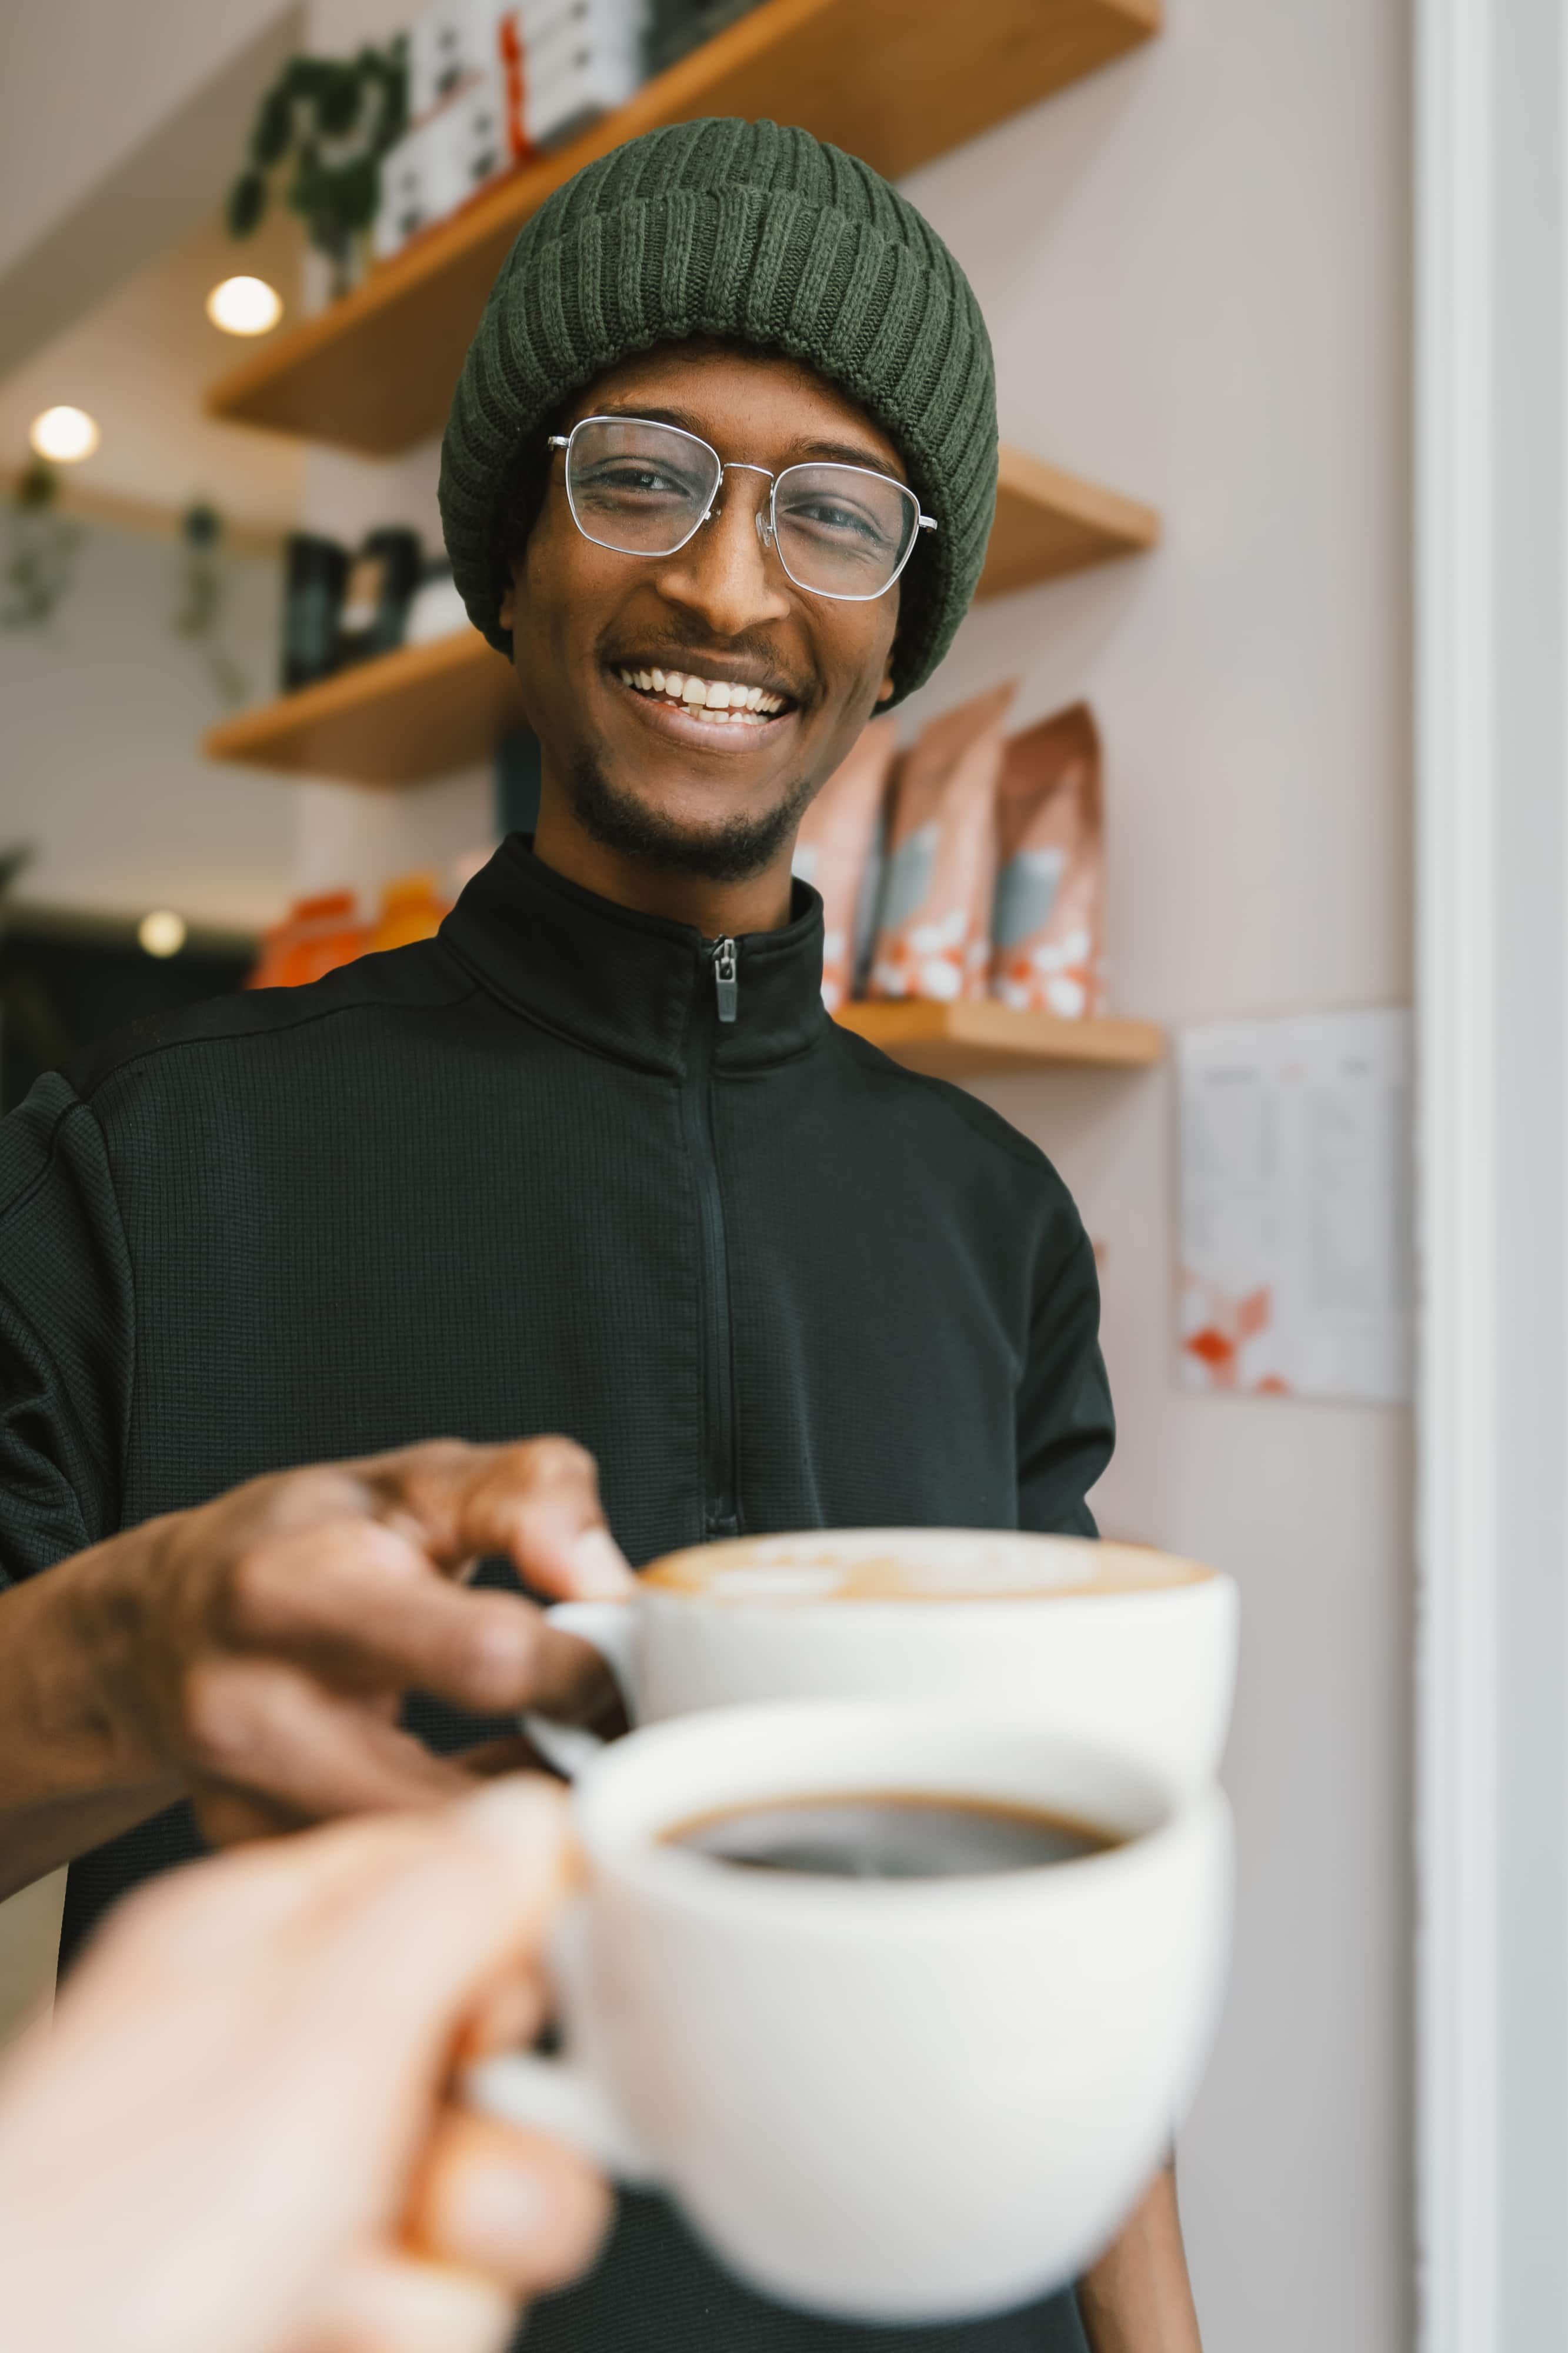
[{"xmin": 712, "ymin": 936, "xmax": 738, "ymax": 1024}]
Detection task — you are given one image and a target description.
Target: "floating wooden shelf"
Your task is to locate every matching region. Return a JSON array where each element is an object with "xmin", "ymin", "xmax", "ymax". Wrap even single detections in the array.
[
  {"xmin": 837, "ymin": 999, "xmax": 1163, "ymax": 1074},
  {"xmin": 206, "ymin": 0, "xmax": 1160, "ymax": 456},
  {"xmin": 206, "ymin": 631, "xmax": 527, "ymax": 785},
  {"xmin": 203, "ymin": 449, "xmax": 1157, "ymax": 785}
]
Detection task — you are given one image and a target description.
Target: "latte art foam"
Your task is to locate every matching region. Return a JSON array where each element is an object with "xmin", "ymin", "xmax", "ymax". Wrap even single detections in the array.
[{"xmin": 643, "ymin": 1530, "xmax": 1215, "ymax": 1605}]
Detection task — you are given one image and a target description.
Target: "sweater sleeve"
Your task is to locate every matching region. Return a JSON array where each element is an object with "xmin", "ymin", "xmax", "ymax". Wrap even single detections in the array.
[
  {"xmin": 0, "ymin": 1074, "xmax": 135, "ymax": 1587},
  {"xmin": 1016, "ymin": 1227, "xmax": 1115, "ymax": 1538}
]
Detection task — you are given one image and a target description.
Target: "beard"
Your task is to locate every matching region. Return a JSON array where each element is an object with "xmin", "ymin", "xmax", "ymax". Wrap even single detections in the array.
[{"xmin": 562, "ymin": 747, "xmax": 819, "ymax": 884}]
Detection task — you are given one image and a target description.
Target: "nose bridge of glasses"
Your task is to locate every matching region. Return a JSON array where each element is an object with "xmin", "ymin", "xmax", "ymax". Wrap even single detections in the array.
[{"xmin": 702, "ymin": 458, "xmax": 778, "ymax": 549}]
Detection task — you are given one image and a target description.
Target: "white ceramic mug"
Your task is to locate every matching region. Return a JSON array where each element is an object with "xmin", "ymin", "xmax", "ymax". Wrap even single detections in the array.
[
  {"xmin": 529, "ymin": 1528, "xmax": 1237, "ymax": 1791},
  {"xmin": 468, "ymin": 1698, "xmax": 1232, "ymax": 2324}
]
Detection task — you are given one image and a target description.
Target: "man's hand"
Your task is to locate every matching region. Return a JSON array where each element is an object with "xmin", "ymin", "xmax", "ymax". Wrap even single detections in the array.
[
  {"xmin": 0, "ymin": 1775, "xmax": 611, "ymax": 2353},
  {"xmin": 0, "ymin": 1435, "xmax": 636, "ymax": 1883}
]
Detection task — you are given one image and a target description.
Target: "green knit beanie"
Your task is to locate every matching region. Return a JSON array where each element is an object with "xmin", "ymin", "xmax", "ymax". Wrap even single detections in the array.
[{"xmin": 439, "ymin": 117, "xmax": 996, "ymax": 704}]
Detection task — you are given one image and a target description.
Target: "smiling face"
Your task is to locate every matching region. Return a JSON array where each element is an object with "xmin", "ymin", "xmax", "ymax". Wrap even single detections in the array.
[{"xmin": 498, "ymin": 342, "xmax": 908, "ymax": 929}]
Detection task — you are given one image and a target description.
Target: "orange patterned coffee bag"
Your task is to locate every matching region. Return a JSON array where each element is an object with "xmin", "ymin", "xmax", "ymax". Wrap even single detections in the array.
[
  {"xmin": 989, "ymin": 701, "xmax": 1105, "ymax": 1018},
  {"xmin": 868, "ymin": 681, "xmax": 1018, "ymax": 1004},
  {"xmin": 791, "ymin": 715, "xmax": 899, "ymax": 1011}
]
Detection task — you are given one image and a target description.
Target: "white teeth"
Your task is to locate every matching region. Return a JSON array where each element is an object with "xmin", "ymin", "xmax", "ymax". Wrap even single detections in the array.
[{"xmin": 617, "ymin": 665, "xmax": 785, "ymax": 721}]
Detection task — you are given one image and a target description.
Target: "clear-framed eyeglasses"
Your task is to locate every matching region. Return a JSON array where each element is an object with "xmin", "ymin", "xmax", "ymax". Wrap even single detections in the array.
[{"xmin": 546, "ymin": 414, "xmax": 937, "ymax": 603}]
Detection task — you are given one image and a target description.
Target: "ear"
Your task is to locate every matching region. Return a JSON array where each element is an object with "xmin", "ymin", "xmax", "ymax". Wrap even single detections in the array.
[
  {"xmin": 876, "ymin": 670, "xmax": 895, "ymax": 705},
  {"xmin": 499, "ymin": 582, "xmax": 516, "ymax": 632}
]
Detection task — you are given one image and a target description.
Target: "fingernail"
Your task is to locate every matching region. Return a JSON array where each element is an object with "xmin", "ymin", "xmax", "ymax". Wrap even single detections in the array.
[{"xmin": 569, "ymin": 1528, "xmax": 638, "ymax": 1598}]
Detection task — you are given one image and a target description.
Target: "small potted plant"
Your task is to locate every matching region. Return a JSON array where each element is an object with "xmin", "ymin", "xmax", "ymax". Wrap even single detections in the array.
[{"xmin": 228, "ymin": 45, "xmax": 408, "ymax": 299}]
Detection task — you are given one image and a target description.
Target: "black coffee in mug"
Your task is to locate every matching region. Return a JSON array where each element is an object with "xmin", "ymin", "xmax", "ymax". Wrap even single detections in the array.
[{"xmin": 664, "ymin": 1792, "xmax": 1121, "ymax": 1880}]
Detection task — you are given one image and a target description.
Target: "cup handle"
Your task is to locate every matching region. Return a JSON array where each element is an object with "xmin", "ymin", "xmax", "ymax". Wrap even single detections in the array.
[
  {"xmin": 523, "ymin": 1599, "xmax": 638, "ymax": 1780},
  {"xmin": 463, "ymin": 2049, "xmax": 658, "ymax": 2184}
]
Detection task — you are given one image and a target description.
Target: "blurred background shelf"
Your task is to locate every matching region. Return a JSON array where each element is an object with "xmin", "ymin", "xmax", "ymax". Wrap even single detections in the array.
[
  {"xmin": 205, "ymin": 0, "xmax": 1162, "ymax": 455},
  {"xmin": 205, "ymin": 628, "xmax": 525, "ymax": 785},
  {"xmin": 836, "ymin": 1000, "xmax": 1163, "ymax": 1074},
  {"xmin": 205, "ymin": 451, "xmax": 1159, "ymax": 785}
]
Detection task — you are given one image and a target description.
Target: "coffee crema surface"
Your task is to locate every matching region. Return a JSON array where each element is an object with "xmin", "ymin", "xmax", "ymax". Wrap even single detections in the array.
[
  {"xmin": 663, "ymin": 1793, "xmax": 1122, "ymax": 1879},
  {"xmin": 643, "ymin": 1529, "xmax": 1216, "ymax": 1605}
]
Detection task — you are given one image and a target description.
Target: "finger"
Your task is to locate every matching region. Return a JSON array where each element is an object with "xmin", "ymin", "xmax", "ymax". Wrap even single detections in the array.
[
  {"xmin": 449, "ymin": 1964, "xmax": 551, "ymax": 2068},
  {"xmin": 361, "ymin": 1437, "xmax": 638, "ymax": 1600},
  {"xmin": 189, "ymin": 1776, "xmax": 309, "ymax": 1849},
  {"xmin": 404, "ymin": 2107, "xmax": 611, "ymax": 2295},
  {"xmin": 227, "ymin": 1519, "xmax": 618, "ymax": 1718},
  {"xmin": 296, "ymin": 2245, "xmax": 517, "ymax": 2353},
  {"xmin": 182, "ymin": 1657, "xmax": 473, "ymax": 1821}
]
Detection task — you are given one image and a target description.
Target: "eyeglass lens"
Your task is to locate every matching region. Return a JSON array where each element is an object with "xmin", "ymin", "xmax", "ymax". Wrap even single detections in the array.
[{"xmin": 563, "ymin": 416, "xmax": 919, "ymax": 599}]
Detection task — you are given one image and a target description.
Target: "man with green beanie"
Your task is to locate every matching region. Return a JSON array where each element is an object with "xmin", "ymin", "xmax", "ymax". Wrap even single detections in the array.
[{"xmin": 0, "ymin": 119, "xmax": 1200, "ymax": 2351}]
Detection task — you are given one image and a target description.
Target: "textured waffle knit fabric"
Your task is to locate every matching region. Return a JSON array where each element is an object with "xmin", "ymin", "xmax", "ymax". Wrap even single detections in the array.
[
  {"xmin": 438, "ymin": 117, "xmax": 998, "ymax": 702},
  {"xmin": 0, "ymin": 838, "xmax": 1109, "ymax": 2353}
]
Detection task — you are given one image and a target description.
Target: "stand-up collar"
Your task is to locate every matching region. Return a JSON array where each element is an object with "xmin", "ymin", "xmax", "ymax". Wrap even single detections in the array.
[{"xmin": 439, "ymin": 835, "xmax": 831, "ymax": 1078}]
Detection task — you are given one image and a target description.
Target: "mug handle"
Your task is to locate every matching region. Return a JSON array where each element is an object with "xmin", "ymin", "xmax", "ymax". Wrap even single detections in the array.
[
  {"xmin": 464, "ymin": 2046, "xmax": 658, "ymax": 2184},
  {"xmin": 522, "ymin": 1599, "xmax": 638, "ymax": 1779},
  {"xmin": 462, "ymin": 1905, "xmax": 658, "ymax": 2183}
]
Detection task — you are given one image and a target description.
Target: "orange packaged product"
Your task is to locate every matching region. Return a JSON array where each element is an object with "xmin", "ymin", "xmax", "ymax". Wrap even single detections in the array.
[
  {"xmin": 370, "ymin": 871, "xmax": 449, "ymax": 954},
  {"xmin": 868, "ymin": 681, "xmax": 1017, "ymax": 1004},
  {"xmin": 248, "ymin": 891, "xmax": 368, "ymax": 989},
  {"xmin": 790, "ymin": 714, "xmax": 899, "ymax": 1011},
  {"xmin": 989, "ymin": 702, "xmax": 1105, "ymax": 1019}
]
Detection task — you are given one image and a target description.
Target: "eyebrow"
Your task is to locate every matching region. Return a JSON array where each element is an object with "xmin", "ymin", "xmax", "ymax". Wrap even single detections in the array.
[{"xmin": 589, "ymin": 404, "xmax": 905, "ymax": 483}]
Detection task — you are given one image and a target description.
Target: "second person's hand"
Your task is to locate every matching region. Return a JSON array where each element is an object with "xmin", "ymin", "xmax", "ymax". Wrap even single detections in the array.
[{"xmin": 57, "ymin": 1434, "xmax": 636, "ymax": 1847}]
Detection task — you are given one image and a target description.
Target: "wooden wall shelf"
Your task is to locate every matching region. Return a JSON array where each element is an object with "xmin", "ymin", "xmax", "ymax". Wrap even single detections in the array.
[
  {"xmin": 206, "ymin": 0, "xmax": 1160, "ymax": 456},
  {"xmin": 837, "ymin": 999, "xmax": 1162, "ymax": 1075},
  {"xmin": 206, "ymin": 631, "xmax": 527, "ymax": 785},
  {"xmin": 204, "ymin": 450, "xmax": 1157, "ymax": 786}
]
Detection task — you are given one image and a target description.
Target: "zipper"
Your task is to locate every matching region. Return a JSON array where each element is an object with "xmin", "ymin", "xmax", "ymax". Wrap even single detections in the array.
[
  {"xmin": 712, "ymin": 935, "xmax": 738, "ymax": 1024},
  {"xmin": 686, "ymin": 939, "xmax": 739, "ymax": 1539}
]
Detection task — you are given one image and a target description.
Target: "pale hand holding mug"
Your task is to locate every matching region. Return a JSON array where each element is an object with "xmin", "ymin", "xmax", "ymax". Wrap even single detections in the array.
[{"xmin": 465, "ymin": 1698, "xmax": 1233, "ymax": 2325}]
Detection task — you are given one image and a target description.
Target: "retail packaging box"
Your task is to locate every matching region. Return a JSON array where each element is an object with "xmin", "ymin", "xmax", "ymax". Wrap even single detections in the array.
[
  {"xmin": 408, "ymin": 0, "xmax": 502, "ymax": 118},
  {"xmin": 525, "ymin": 39, "xmax": 645, "ymax": 146},
  {"xmin": 374, "ymin": 62, "xmax": 516, "ymax": 258}
]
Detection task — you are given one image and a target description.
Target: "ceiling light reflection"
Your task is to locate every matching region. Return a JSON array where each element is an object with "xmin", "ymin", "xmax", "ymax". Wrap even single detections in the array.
[
  {"xmin": 206, "ymin": 275, "xmax": 283, "ymax": 336},
  {"xmin": 29, "ymin": 406, "xmax": 100, "ymax": 464}
]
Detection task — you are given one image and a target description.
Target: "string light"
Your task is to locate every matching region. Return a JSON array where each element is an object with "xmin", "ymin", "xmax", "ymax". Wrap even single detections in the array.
[
  {"xmin": 205, "ymin": 276, "xmax": 283, "ymax": 336},
  {"xmin": 29, "ymin": 406, "xmax": 100, "ymax": 464},
  {"xmin": 138, "ymin": 911, "xmax": 186, "ymax": 958}
]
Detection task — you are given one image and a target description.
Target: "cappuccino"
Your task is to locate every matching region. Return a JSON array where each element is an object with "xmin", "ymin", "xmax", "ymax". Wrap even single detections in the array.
[{"xmin": 643, "ymin": 1528, "xmax": 1216, "ymax": 1606}]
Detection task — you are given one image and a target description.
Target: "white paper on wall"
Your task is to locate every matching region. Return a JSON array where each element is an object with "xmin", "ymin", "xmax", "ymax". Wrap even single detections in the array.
[{"xmin": 1176, "ymin": 1008, "xmax": 1413, "ymax": 1405}]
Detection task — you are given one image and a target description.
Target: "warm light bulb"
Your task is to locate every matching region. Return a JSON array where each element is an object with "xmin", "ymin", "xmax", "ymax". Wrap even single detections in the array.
[
  {"xmin": 206, "ymin": 275, "xmax": 283, "ymax": 336},
  {"xmin": 138, "ymin": 910, "xmax": 186, "ymax": 959},
  {"xmin": 29, "ymin": 405, "xmax": 100, "ymax": 464}
]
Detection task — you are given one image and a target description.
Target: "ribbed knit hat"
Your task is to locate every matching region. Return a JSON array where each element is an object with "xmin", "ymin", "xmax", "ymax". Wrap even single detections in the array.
[{"xmin": 439, "ymin": 118, "xmax": 996, "ymax": 703}]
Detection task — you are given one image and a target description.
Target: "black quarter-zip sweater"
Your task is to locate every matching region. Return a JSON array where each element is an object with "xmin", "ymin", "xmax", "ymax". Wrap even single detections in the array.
[{"xmin": 0, "ymin": 836, "xmax": 1113, "ymax": 2353}]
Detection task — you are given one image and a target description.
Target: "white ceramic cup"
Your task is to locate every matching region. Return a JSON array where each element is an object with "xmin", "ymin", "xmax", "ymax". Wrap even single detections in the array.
[
  {"xmin": 529, "ymin": 1528, "xmax": 1237, "ymax": 1792},
  {"xmin": 468, "ymin": 1698, "xmax": 1232, "ymax": 2324}
]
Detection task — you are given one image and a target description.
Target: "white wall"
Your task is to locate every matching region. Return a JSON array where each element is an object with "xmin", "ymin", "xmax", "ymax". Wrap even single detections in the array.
[
  {"xmin": 0, "ymin": 4, "xmax": 301, "ymax": 376},
  {"xmin": 901, "ymin": 5, "xmax": 1413, "ymax": 2348},
  {"xmin": 1, "ymin": 516, "xmax": 293, "ymax": 929}
]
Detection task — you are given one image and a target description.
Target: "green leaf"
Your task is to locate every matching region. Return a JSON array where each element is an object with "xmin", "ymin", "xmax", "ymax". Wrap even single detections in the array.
[
  {"xmin": 318, "ymin": 64, "xmax": 358, "ymax": 135},
  {"xmin": 336, "ymin": 155, "xmax": 378, "ymax": 232},
  {"xmin": 226, "ymin": 170, "xmax": 266, "ymax": 237},
  {"xmin": 251, "ymin": 84, "xmax": 292, "ymax": 166}
]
